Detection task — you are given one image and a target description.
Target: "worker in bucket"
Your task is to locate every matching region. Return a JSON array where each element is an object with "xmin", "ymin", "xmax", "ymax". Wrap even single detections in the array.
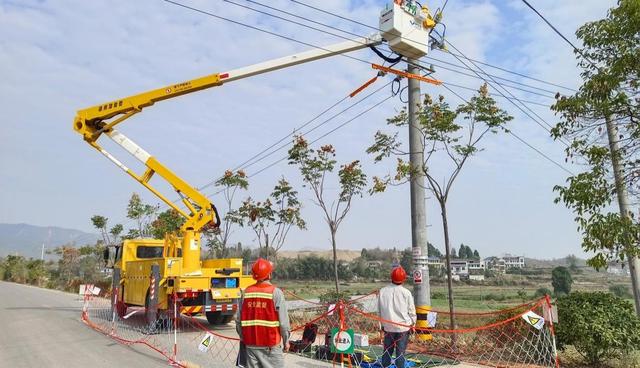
[
  {"xmin": 378, "ymin": 266, "xmax": 416, "ymax": 368},
  {"xmin": 236, "ymin": 258, "xmax": 290, "ymax": 368}
]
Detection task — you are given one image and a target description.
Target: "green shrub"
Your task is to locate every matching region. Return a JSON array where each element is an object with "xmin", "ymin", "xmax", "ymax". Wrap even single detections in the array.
[
  {"xmin": 609, "ymin": 284, "xmax": 632, "ymax": 299},
  {"xmin": 556, "ymin": 291, "xmax": 640, "ymax": 366},
  {"xmin": 431, "ymin": 291, "xmax": 446, "ymax": 299},
  {"xmin": 534, "ymin": 287, "xmax": 552, "ymax": 298},
  {"xmin": 484, "ymin": 293, "xmax": 506, "ymax": 301},
  {"xmin": 319, "ymin": 290, "xmax": 352, "ymax": 304}
]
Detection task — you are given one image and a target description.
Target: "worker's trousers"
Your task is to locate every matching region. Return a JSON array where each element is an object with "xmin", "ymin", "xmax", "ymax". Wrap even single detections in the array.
[{"xmin": 245, "ymin": 345, "xmax": 284, "ymax": 368}]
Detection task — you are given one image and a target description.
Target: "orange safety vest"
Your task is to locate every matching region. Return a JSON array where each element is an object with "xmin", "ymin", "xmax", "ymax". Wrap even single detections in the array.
[{"xmin": 240, "ymin": 283, "xmax": 281, "ymax": 347}]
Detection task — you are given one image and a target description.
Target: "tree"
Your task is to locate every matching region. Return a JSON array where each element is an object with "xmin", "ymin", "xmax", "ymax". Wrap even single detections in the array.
[
  {"xmin": 534, "ymin": 287, "xmax": 552, "ymax": 298},
  {"xmin": 459, "ymin": 244, "xmax": 466, "ymax": 259},
  {"xmin": 550, "ymin": 0, "xmax": 640, "ymax": 311},
  {"xmin": 556, "ymin": 292, "xmax": 640, "ymax": 366},
  {"xmin": 427, "ymin": 243, "xmax": 442, "ymax": 258},
  {"xmin": 236, "ymin": 178, "xmax": 305, "ymax": 261},
  {"xmin": 26, "ymin": 259, "xmax": 48, "ymax": 287},
  {"xmin": 204, "ymin": 170, "xmax": 248, "ymax": 258},
  {"xmin": 109, "ymin": 224, "xmax": 123, "ymax": 244},
  {"xmin": 91, "ymin": 215, "xmax": 111, "ymax": 245},
  {"xmin": 55, "ymin": 246, "xmax": 81, "ymax": 286},
  {"xmin": 288, "ymin": 137, "xmax": 367, "ymax": 292},
  {"xmin": 609, "ymin": 284, "xmax": 632, "ymax": 299},
  {"xmin": 551, "ymin": 266, "xmax": 573, "ymax": 296},
  {"xmin": 3, "ymin": 255, "xmax": 28, "ymax": 283},
  {"xmin": 473, "ymin": 250, "xmax": 480, "ymax": 259},
  {"xmin": 368, "ymin": 85, "xmax": 512, "ymax": 329},
  {"xmin": 450, "ymin": 247, "xmax": 457, "ymax": 258},
  {"xmin": 566, "ymin": 254, "xmax": 579, "ymax": 273},
  {"xmin": 150, "ymin": 209, "xmax": 185, "ymax": 239},
  {"xmin": 126, "ymin": 193, "xmax": 157, "ymax": 238}
]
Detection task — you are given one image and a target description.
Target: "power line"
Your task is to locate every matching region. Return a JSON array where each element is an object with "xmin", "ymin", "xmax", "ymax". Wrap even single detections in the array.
[
  {"xmin": 225, "ymin": 0, "xmax": 560, "ymax": 109},
  {"xmin": 288, "ymin": 0, "xmax": 576, "ymax": 92},
  {"xmin": 200, "ymin": 81, "xmax": 392, "ymax": 194},
  {"xmin": 439, "ymin": 39, "xmax": 563, "ymax": 136},
  {"xmin": 442, "ymin": 81, "xmax": 551, "ymax": 107},
  {"xmin": 520, "ymin": 0, "xmax": 596, "ymax": 68},
  {"xmin": 161, "ymin": 0, "xmax": 373, "ymax": 67},
  {"xmin": 246, "ymin": 94, "xmax": 394, "ymax": 180},
  {"xmin": 424, "ymin": 56, "xmax": 557, "ymax": 96},
  {"xmin": 442, "ymin": 84, "xmax": 574, "ymax": 176},
  {"xmin": 240, "ymin": 0, "xmax": 561, "ymax": 97}
]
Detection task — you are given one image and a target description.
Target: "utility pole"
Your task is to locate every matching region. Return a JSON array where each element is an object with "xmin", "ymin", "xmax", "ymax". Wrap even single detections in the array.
[
  {"xmin": 408, "ymin": 59, "xmax": 431, "ymax": 339},
  {"xmin": 605, "ymin": 115, "xmax": 640, "ymax": 314}
]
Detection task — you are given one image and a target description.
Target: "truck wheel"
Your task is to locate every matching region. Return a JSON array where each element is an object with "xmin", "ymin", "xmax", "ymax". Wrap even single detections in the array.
[
  {"xmin": 221, "ymin": 314, "xmax": 234, "ymax": 324},
  {"xmin": 206, "ymin": 311, "xmax": 225, "ymax": 325}
]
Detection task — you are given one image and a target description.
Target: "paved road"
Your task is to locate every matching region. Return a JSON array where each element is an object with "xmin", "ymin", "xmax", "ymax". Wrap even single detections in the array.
[{"xmin": 0, "ymin": 282, "xmax": 331, "ymax": 368}]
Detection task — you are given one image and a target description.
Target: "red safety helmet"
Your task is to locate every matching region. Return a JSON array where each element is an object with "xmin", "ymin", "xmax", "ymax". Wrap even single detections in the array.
[
  {"xmin": 391, "ymin": 266, "xmax": 407, "ymax": 284},
  {"xmin": 252, "ymin": 258, "xmax": 273, "ymax": 281}
]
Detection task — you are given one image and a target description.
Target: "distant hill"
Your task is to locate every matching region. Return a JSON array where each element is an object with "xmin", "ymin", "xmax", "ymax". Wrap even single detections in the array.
[
  {"xmin": 278, "ymin": 249, "xmax": 361, "ymax": 262},
  {"xmin": 0, "ymin": 223, "xmax": 99, "ymax": 259},
  {"xmin": 524, "ymin": 256, "xmax": 588, "ymax": 269}
]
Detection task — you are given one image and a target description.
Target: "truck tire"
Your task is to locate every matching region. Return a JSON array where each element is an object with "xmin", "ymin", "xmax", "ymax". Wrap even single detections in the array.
[
  {"xmin": 221, "ymin": 314, "xmax": 234, "ymax": 324},
  {"xmin": 206, "ymin": 311, "xmax": 227, "ymax": 325}
]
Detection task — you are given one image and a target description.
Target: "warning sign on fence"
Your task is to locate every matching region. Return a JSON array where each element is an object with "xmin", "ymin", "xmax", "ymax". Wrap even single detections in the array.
[
  {"xmin": 198, "ymin": 333, "xmax": 214, "ymax": 352},
  {"xmin": 522, "ymin": 310, "xmax": 545, "ymax": 330}
]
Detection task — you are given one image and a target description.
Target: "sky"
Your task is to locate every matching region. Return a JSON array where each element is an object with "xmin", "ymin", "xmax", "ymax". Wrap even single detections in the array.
[{"xmin": 0, "ymin": 0, "xmax": 617, "ymax": 259}]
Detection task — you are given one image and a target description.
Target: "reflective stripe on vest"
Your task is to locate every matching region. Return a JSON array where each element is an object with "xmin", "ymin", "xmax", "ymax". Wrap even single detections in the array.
[
  {"xmin": 240, "ymin": 320, "xmax": 280, "ymax": 327},
  {"xmin": 241, "ymin": 283, "xmax": 281, "ymax": 347}
]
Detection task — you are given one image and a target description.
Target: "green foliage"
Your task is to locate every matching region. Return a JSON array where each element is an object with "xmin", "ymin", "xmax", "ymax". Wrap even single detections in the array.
[
  {"xmin": 150, "ymin": 209, "xmax": 185, "ymax": 239},
  {"xmin": 551, "ymin": 0, "xmax": 640, "ymax": 269},
  {"xmin": 534, "ymin": 287, "xmax": 552, "ymax": 298},
  {"xmin": 455, "ymin": 243, "xmax": 479, "ymax": 259},
  {"xmin": 126, "ymin": 193, "xmax": 157, "ymax": 237},
  {"xmin": 109, "ymin": 224, "xmax": 123, "ymax": 243},
  {"xmin": 428, "ymin": 243, "xmax": 443, "ymax": 258},
  {"xmin": 318, "ymin": 290, "xmax": 352, "ymax": 304},
  {"xmin": 235, "ymin": 178, "xmax": 305, "ymax": 260},
  {"xmin": 91, "ymin": 215, "xmax": 111, "ymax": 245},
  {"xmin": 556, "ymin": 292, "xmax": 640, "ymax": 365},
  {"xmin": 0, "ymin": 243, "xmax": 109, "ymax": 292},
  {"xmin": 516, "ymin": 289, "xmax": 528, "ymax": 303},
  {"xmin": 552, "ymin": 266, "xmax": 573, "ymax": 295},
  {"xmin": 204, "ymin": 170, "xmax": 249, "ymax": 258},
  {"xmin": 609, "ymin": 284, "xmax": 632, "ymax": 299},
  {"xmin": 3, "ymin": 255, "xmax": 28, "ymax": 283}
]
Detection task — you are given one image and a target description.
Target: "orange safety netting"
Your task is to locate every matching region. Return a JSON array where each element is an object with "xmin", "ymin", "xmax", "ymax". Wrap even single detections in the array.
[
  {"xmin": 82, "ymin": 287, "xmax": 559, "ymax": 368},
  {"xmin": 283, "ymin": 290, "xmax": 558, "ymax": 368}
]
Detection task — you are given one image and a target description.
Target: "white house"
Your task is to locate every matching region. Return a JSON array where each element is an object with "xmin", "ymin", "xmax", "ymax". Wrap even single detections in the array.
[
  {"xmin": 467, "ymin": 259, "xmax": 485, "ymax": 270},
  {"xmin": 450, "ymin": 260, "xmax": 469, "ymax": 276},
  {"xmin": 503, "ymin": 254, "xmax": 525, "ymax": 269},
  {"xmin": 427, "ymin": 256, "xmax": 444, "ymax": 268}
]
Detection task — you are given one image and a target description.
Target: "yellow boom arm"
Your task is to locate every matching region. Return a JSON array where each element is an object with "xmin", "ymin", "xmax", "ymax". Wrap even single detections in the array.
[{"xmin": 73, "ymin": 34, "xmax": 382, "ymax": 273}]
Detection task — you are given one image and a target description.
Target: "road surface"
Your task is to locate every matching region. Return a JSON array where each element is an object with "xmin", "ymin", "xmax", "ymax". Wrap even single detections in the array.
[{"xmin": 0, "ymin": 281, "xmax": 331, "ymax": 368}]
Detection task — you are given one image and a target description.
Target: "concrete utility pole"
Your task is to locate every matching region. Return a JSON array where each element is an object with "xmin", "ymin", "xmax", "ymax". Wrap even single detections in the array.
[
  {"xmin": 407, "ymin": 59, "xmax": 431, "ymax": 337},
  {"xmin": 604, "ymin": 115, "xmax": 640, "ymax": 314}
]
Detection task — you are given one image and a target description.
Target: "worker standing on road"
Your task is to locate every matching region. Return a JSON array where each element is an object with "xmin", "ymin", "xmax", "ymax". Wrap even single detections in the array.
[
  {"xmin": 378, "ymin": 266, "xmax": 416, "ymax": 368},
  {"xmin": 236, "ymin": 258, "xmax": 290, "ymax": 368}
]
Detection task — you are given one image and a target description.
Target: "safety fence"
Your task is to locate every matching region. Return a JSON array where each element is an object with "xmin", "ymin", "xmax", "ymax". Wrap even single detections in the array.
[
  {"xmin": 82, "ymin": 288, "xmax": 558, "ymax": 368},
  {"xmin": 284, "ymin": 291, "xmax": 559, "ymax": 368}
]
